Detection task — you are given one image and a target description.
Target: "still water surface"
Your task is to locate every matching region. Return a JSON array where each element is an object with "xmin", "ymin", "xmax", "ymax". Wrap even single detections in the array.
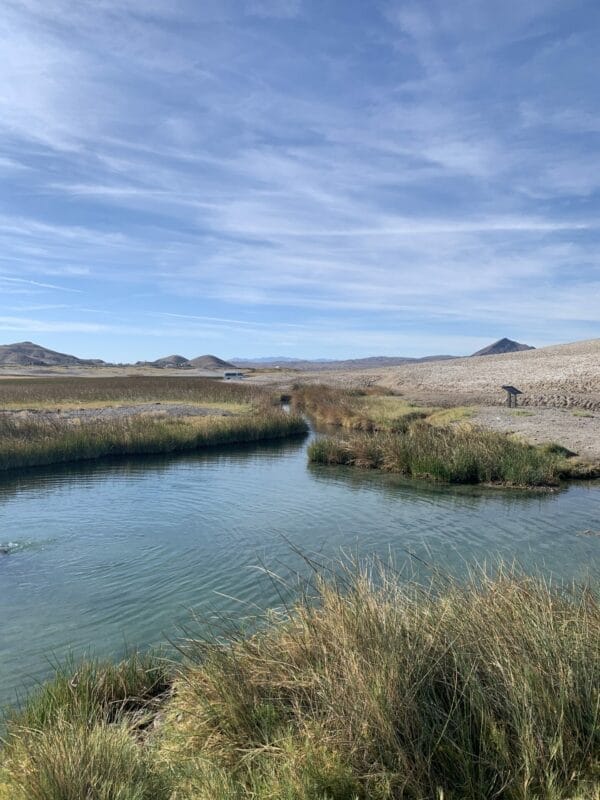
[{"xmin": 1, "ymin": 432, "xmax": 599, "ymax": 706}]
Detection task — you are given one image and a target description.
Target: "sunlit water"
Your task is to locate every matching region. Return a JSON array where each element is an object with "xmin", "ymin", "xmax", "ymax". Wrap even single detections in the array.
[{"xmin": 1, "ymin": 431, "xmax": 599, "ymax": 707}]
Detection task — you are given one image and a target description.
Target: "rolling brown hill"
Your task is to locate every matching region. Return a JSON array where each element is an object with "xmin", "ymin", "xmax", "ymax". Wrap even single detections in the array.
[
  {"xmin": 0, "ymin": 341, "xmax": 104, "ymax": 367},
  {"xmin": 187, "ymin": 354, "xmax": 236, "ymax": 369},
  {"xmin": 150, "ymin": 355, "xmax": 190, "ymax": 368}
]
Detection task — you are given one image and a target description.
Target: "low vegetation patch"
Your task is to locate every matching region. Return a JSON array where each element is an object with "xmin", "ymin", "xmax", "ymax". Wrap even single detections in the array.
[
  {"xmin": 2, "ymin": 564, "xmax": 599, "ymax": 799},
  {"xmin": 308, "ymin": 421, "xmax": 580, "ymax": 486},
  {"xmin": 0, "ymin": 375, "xmax": 264, "ymax": 410},
  {"xmin": 0, "ymin": 376, "xmax": 307, "ymax": 471},
  {"xmin": 0, "ymin": 410, "xmax": 307, "ymax": 472},
  {"xmin": 292, "ymin": 384, "xmax": 434, "ymax": 431}
]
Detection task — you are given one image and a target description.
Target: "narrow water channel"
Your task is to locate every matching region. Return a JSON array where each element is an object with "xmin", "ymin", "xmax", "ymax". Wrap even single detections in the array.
[{"xmin": 1, "ymin": 432, "xmax": 599, "ymax": 707}]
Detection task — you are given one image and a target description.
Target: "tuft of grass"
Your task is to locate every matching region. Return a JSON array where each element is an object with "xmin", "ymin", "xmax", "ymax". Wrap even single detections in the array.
[
  {"xmin": 1, "ymin": 653, "xmax": 172, "ymax": 800},
  {"xmin": 4, "ymin": 652, "xmax": 170, "ymax": 732},
  {"xmin": 308, "ymin": 421, "xmax": 572, "ymax": 486},
  {"xmin": 2, "ymin": 564, "xmax": 599, "ymax": 799},
  {"xmin": 159, "ymin": 562, "xmax": 600, "ymax": 799},
  {"xmin": 0, "ymin": 410, "xmax": 308, "ymax": 472},
  {"xmin": 1, "ymin": 720, "xmax": 170, "ymax": 800}
]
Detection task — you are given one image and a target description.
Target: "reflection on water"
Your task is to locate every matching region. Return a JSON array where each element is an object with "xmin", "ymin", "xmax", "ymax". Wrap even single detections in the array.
[{"xmin": 0, "ymin": 433, "xmax": 598, "ymax": 707}]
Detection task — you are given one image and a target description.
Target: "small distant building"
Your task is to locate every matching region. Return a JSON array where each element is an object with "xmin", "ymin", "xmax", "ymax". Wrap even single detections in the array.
[
  {"xmin": 501, "ymin": 385, "xmax": 523, "ymax": 408},
  {"xmin": 223, "ymin": 370, "xmax": 245, "ymax": 380}
]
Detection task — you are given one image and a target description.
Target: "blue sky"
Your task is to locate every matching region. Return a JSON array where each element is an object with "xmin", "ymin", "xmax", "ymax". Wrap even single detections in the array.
[{"xmin": 1, "ymin": 0, "xmax": 599, "ymax": 361}]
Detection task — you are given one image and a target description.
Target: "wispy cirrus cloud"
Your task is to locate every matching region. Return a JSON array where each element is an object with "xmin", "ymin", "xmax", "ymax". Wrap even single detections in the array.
[{"xmin": 0, "ymin": 0, "xmax": 598, "ymax": 360}]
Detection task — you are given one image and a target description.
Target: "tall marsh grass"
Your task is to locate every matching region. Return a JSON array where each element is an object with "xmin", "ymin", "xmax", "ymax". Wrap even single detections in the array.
[
  {"xmin": 291, "ymin": 384, "xmax": 420, "ymax": 431},
  {"xmin": 0, "ymin": 411, "xmax": 307, "ymax": 471},
  {"xmin": 1, "ymin": 653, "xmax": 172, "ymax": 800},
  {"xmin": 309, "ymin": 421, "xmax": 569, "ymax": 486},
  {"xmin": 2, "ymin": 564, "xmax": 599, "ymax": 799},
  {"xmin": 0, "ymin": 375, "xmax": 267, "ymax": 410}
]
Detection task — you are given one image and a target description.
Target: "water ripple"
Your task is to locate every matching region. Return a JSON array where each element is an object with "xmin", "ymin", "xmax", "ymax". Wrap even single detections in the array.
[{"xmin": 0, "ymin": 444, "xmax": 598, "ymax": 707}]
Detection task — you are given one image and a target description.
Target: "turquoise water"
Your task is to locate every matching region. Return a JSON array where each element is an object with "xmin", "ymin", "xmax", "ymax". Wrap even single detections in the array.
[{"xmin": 1, "ymin": 432, "xmax": 599, "ymax": 707}]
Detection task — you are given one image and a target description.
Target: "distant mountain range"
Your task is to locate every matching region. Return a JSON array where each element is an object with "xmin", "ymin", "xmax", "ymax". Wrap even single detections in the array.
[
  {"xmin": 0, "ymin": 339, "xmax": 534, "ymax": 369},
  {"xmin": 231, "ymin": 354, "xmax": 456, "ymax": 370},
  {"xmin": 232, "ymin": 339, "xmax": 535, "ymax": 370}
]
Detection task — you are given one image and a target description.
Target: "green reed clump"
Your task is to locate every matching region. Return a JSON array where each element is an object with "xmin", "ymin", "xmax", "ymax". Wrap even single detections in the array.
[
  {"xmin": 1, "ymin": 654, "xmax": 171, "ymax": 800},
  {"xmin": 309, "ymin": 421, "xmax": 568, "ymax": 486},
  {"xmin": 5, "ymin": 652, "xmax": 170, "ymax": 732},
  {"xmin": 158, "ymin": 563, "xmax": 600, "ymax": 799},
  {"xmin": 292, "ymin": 383, "xmax": 420, "ymax": 431},
  {"xmin": 2, "ymin": 565, "xmax": 599, "ymax": 799},
  {"xmin": 292, "ymin": 383, "xmax": 371, "ymax": 428},
  {"xmin": 0, "ymin": 411, "xmax": 307, "ymax": 471},
  {"xmin": 2, "ymin": 720, "xmax": 170, "ymax": 800}
]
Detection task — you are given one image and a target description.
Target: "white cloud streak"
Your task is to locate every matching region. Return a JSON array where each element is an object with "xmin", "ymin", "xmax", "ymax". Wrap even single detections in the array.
[{"xmin": 0, "ymin": 0, "xmax": 598, "ymax": 357}]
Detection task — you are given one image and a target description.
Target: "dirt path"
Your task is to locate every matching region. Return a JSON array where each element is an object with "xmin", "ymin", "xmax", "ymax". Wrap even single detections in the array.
[{"xmin": 471, "ymin": 406, "xmax": 600, "ymax": 461}]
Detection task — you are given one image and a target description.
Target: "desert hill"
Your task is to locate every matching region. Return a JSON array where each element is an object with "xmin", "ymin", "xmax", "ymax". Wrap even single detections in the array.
[
  {"xmin": 151, "ymin": 355, "xmax": 189, "ymax": 368},
  {"xmin": 188, "ymin": 354, "xmax": 236, "ymax": 369},
  {"xmin": 471, "ymin": 338, "xmax": 534, "ymax": 357},
  {"xmin": 133, "ymin": 353, "xmax": 236, "ymax": 370},
  {"xmin": 0, "ymin": 341, "xmax": 105, "ymax": 367}
]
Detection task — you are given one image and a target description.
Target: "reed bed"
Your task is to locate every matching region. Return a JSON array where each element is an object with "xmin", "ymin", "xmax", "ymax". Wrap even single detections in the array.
[
  {"xmin": 2, "ymin": 563, "xmax": 598, "ymax": 799},
  {"xmin": 0, "ymin": 375, "xmax": 267, "ymax": 410},
  {"xmin": 0, "ymin": 411, "xmax": 307, "ymax": 471},
  {"xmin": 308, "ymin": 421, "xmax": 574, "ymax": 486},
  {"xmin": 291, "ymin": 384, "xmax": 424, "ymax": 431}
]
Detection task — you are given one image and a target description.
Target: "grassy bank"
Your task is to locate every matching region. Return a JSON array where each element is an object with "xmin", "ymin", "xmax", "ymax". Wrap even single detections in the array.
[
  {"xmin": 0, "ymin": 411, "xmax": 308, "ymax": 471},
  {"xmin": 2, "ymin": 565, "xmax": 598, "ymax": 799},
  {"xmin": 293, "ymin": 384, "xmax": 590, "ymax": 487},
  {"xmin": 308, "ymin": 422, "xmax": 580, "ymax": 487}
]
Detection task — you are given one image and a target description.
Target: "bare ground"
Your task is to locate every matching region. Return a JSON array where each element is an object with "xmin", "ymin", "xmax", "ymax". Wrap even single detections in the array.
[{"xmin": 374, "ymin": 339, "xmax": 600, "ymax": 412}]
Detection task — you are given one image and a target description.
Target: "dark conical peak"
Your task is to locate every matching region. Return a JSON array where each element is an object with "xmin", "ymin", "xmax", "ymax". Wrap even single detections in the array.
[{"xmin": 471, "ymin": 338, "xmax": 535, "ymax": 357}]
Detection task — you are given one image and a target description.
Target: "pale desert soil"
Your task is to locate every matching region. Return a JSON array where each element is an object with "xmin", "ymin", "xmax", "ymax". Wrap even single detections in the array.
[{"xmin": 373, "ymin": 339, "xmax": 600, "ymax": 411}]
